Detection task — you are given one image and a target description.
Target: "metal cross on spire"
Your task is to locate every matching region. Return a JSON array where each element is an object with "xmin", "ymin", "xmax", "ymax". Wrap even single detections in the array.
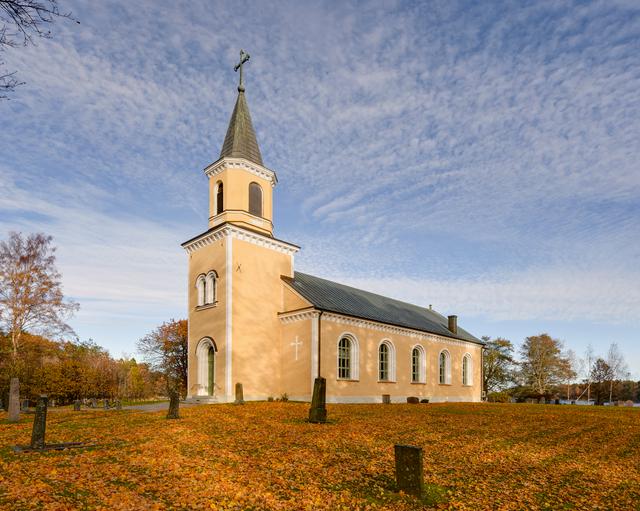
[{"xmin": 234, "ymin": 49, "xmax": 250, "ymax": 92}]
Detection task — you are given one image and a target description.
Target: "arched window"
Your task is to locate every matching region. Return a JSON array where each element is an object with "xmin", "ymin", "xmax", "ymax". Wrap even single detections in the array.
[
  {"xmin": 439, "ymin": 350, "xmax": 451, "ymax": 384},
  {"xmin": 196, "ymin": 274, "xmax": 206, "ymax": 307},
  {"xmin": 205, "ymin": 271, "xmax": 217, "ymax": 304},
  {"xmin": 462, "ymin": 354, "xmax": 472, "ymax": 386},
  {"xmin": 249, "ymin": 182, "xmax": 263, "ymax": 217},
  {"xmin": 337, "ymin": 334, "xmax": 359, "ymax": 380},
  {"xmin": 411, "ymin": 345, "xmax": 426, "ymax": 383},
  {"xmin": 216, "ymin": 182, "xmax": 224, "ymax": 215},
  {"xmin": 378, "ymin": 340, "xmax": 396, "ymax": 381}
]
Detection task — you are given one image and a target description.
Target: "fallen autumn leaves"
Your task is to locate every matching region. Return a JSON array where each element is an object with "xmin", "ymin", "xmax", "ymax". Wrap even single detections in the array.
[{"xmin": 0, "ymin": 402, "xmax": 639, "ymax": 510}]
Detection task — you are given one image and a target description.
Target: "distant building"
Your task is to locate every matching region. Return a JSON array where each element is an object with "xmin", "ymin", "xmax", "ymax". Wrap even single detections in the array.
[{"xmin": 183, "ymin": 59, "xmax": 483, "ymax": 403}]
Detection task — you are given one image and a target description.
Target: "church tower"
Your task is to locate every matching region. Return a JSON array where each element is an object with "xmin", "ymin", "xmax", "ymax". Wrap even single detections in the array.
[{"xmin": 183, "ymin": 50, "xmax": 299, "ymax": 402}]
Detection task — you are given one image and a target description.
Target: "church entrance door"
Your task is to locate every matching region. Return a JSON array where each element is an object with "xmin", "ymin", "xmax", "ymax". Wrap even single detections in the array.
[{"xmin": 207, "ymin": 346, "xmax": 215, "ymax": 396}]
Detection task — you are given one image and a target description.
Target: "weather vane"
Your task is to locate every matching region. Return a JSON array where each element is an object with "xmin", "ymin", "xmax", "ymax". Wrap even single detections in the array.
[{"xmin": 234, "ymin": 49, "xmax": 250, "ymax": 92}]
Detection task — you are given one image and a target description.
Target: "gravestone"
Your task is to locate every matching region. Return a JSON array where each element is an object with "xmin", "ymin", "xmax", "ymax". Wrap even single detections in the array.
[
  {"xmin": 103, "ymin": 399, "xmax": 109, "ymax": 410},
  {"xmin": 90, "ymin": 398, "xmax": 97, "ymax": 408},
  {"xmin": 308, "ymin": 377, "xmax": 327, "ymax": 423},
  {"xmin": 394, "ymin": 444, "xmax": 424, "ymax": 498},
  {"xmin": 625, "ymin": 400, "xmax": 634, "ymax": 407},
  {"xmin": 8, "ymin": 378, "xmax": 20, "ymax": 422},
  {"xmin": 382, "ymin": 394, "xmax": 391, "ymax": 404},
  {"xmin": 31, "ymin": 396, "xmax": 48, "ymax": 450},
  {"xmin": 234, "ymin": 383, "xmax": 245, "ymax": 405},
  {"xmin": 73, "ymin": 400, "xmax": 81, "ymax": 411},
  {"xmin": 167, "ymin": 388, "xmax": 180, "ymax": 419},
  {"xmin": 21, "ymin": 399, "xmax": 29, "ymax": 411},
  {"xmin": 115, "ymin": 399, "xmax": 122, "ymax": 410},
  {"xmin": 406, "ymin": 396, "xmax": 419, "ymax": 404}
]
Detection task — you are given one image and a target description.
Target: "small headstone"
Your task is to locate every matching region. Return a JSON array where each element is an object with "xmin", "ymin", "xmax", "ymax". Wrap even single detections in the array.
[
  {"xmin": 8, "ymin": 378, "xmax": 20, "ymax": 422},
  {"xmin": 30, "ymin": 395, "xmax": 48, "ymax": 450},
  {"xmin": 625, "ymin": 400, "xmax": 634, "ymax": 407},
  {"xmin": 115, "ymin": 399, "xmax": 122, "ymax": 410},
  {"xmin": 91, "ymin": 398, "xmax": 97, "ymax": 408},
  {"xmin": 420, "ymin": 398, "xmax": 429, "ymax": 404},
  {"xmin": 308, "ymin": 377, "xmax": 327, "ymax": 423},
  {"xmin": 73, "ymin": 400, "xmax": 81, "ymax": 411},
  {"xmin": 406, "ymin": 396, "xmax": 419, "ymax": 404},
  {"xmin": 167, "ymin": 388, "xmax": 180, "ymax": 419},
  {"xmin": 103, "ymin": 399, "xmax": 109, "ymax": 410},
  {"xmin": 382, "ymin": 394, "xmax": 391, "ymax": 404},
  {"xmin": 555, "ymin": 399, "xmax": 561, "ymax": 405},
  {"xmin": 21, "ymin": 399, "xmax": 29, "ymax": 411},
  {"xmin": 234, "ymin": 382, "xmax": 245, "ymax": 405},
  {"xmin": 394, "ymin": 444, "xmax": 424, "ymax": 498}
]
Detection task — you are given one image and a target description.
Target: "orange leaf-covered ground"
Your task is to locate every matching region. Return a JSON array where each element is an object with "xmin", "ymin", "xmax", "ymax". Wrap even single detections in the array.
[{"xmin": 1, "ymin": 403, "xmax": 639, "ymax": 510}]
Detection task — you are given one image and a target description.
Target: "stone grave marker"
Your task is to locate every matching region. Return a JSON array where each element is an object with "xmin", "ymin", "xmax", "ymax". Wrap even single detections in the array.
[
  {"xmin": 21, "ymin": 399, "xmax": 29, "ymax": 411},
  {"xmin": 394, "ymin": 444, "xmax": 424, "ymax": 498},
  {"xmin": 13, "ymin": 395, "xmax": 94, "ymax": 453},
  {"xmin": 382, "ymin": 394, "xmax": 391, "ymax": 404},
  {"xmin": 90, "ymin": 398, "xmax": 97, "ymax": 408},
  {"xmin": 115, "ymin": 399, "xmax": 122, "ymax": 410},
  {"xmin": 73, "ymin": 400, "xmax": 81, "ymax": 411},
  {"xmin": 234, "ymin": 382, "xmax": 245, "ymax": 405},
  {"xmin": 167, "ymin": 388, "xmax": 180, "ymax": 419},
  {"xmin": 30, "ymin": 395, "xmax": 48, "ymax": 449},
  {"xmin": 308, "ymin": 377, "xmax": 327, "ymax": 423},
  {"xmin": 406, "ymin": 396, "xmax": 419, "ymax": 404},
  {"xmin": 103, "ymin": 399, "xmax": 109, "ymax": 410},
  {"xmin": 8, "ymin": 378, "xmax": 20, "ymax": 422}
]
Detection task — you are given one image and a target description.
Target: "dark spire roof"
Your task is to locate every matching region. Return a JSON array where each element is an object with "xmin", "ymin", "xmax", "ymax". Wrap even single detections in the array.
[{"xmin": 219, "ymin": 89, "xmax": 264, "ymax": 166}]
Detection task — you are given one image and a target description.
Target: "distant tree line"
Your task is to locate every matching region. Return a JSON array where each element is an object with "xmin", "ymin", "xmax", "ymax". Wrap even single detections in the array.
[
  {"xmin": 0, "ymin": 231, "xmax": 186, "ymax": 408},
  {"xmin": 483, "ymin": 334, "xmax": 636, "ymax": 405}
]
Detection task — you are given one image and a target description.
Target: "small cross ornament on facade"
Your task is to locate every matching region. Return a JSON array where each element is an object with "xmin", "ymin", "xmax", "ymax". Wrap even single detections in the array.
[
  {"xmin": 290, "ymin": 336, "xmax": 302, "ymax": 361},
  {"xmin": 234, "ymin": 49, "xmax": 250, "ymax": 92}
]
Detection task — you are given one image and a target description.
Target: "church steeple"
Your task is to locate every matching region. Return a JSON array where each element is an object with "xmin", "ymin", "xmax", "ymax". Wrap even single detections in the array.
[
  {"xmin": 219, "ymin": 89, "xmax": 263, "ymax": 166},
  {"xmin": 219, "ymin": 49, "xmax": 263, "ymax": 166},
  {"xmin": 204, "ymin": 49, "xmax": 276, "ymax": 237}
]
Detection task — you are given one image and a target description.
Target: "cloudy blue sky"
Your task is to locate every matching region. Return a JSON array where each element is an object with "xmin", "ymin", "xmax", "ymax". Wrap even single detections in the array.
[{"xmin": 1, "ymin": 0, "xmax": 639, "ymax": 378}]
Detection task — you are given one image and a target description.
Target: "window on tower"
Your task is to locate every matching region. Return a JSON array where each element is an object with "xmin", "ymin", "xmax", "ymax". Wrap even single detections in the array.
[
  {"xmin": 216, "ymin": 182, "xmax": 224, "ymax": 215},
  {"xmin": 249, "ymin": 182, "xmax": 262, "ymax": 217}
]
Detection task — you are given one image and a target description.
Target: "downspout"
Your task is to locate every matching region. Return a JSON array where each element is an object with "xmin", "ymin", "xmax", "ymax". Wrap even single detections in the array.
[{"xmin": 317, "ymin": 311, "xmax": 323, "ymax": 378}]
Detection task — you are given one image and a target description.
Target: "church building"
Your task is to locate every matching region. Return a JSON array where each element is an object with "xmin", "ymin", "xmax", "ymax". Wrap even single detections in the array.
[{"xmin": 183, "ymin": 53, "xmax": 484, "ymax": 404}]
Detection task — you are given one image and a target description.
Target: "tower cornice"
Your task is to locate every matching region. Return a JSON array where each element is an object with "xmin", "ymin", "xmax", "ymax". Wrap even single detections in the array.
[
  {"xmin": 181, "ymin": 222, "xmax": 299, "ymax": 255},
  {"xmin": 204, "ymin": 157, "xmax": 278, "ymax": 188}
]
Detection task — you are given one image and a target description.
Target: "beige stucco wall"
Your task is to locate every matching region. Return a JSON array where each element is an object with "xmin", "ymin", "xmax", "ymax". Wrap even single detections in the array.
[
  {"xmin": 186, "ymin": 238, "xmax": 228, "ymax": 399},
  {"xmin": 228, "ymin": 237, "xmax": 293, "ymax": 401},
  {"xmin": 315, "ymin": 316, "xmax": 482, "ymax": 403}
]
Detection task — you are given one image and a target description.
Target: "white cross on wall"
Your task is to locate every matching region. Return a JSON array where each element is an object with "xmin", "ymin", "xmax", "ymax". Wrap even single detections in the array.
[{"xmin": 290, "ymin": 336, "xmax": 302, "ymax": 361}]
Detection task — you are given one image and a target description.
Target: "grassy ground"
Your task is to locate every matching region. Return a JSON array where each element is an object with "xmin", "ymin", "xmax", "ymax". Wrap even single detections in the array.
[{"xmin": 0, "ymin": 402, "xmax": 638, "ymax": 510}]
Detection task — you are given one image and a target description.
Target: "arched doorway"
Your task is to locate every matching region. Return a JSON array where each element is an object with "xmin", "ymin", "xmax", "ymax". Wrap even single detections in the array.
[{"xmin": 196, "ymin": 337, "xmax": 217, "ymax": 396}]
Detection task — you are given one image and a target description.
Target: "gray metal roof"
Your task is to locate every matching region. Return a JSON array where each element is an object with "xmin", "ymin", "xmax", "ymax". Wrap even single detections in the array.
[
  {"xmin": 283, "ymin": 272, "xmax": 483, "ymax": 345},
  {"xmin": 219, "ymin": 90, "xmax": 263, "ymax": 166}
]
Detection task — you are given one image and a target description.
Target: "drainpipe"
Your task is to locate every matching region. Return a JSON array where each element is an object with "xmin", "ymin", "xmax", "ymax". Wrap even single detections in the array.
[{"xmin": 317, "ymin": 311, "xmax": 323, "ymax": 378}]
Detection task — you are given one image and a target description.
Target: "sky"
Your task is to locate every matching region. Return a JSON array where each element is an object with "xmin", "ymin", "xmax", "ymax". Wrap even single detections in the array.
[{"xmin": 1, "ymin": 0, "xmax": 639, "ymax": 378}]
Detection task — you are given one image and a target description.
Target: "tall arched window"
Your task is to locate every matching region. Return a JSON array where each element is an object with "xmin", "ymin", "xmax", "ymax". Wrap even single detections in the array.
[
  {"xmin": 462, "ymin": 354, "xmax": 472, "ymax": 386},
  {"xmin": 196, "ymin": 275, "xmax": 206, "ymax": 307},
  {"xmin": 216, "ymin": 182, "xmax": 224, "ymax": 215},
  {"xmin": 378, "ymin": 340, "xmax": 396, "ymax": 381},
  {"xmin": 249, "ymin": 182, "xmax": 263, "ymax": 217},
  {"xmin": 337, "ymin": 335, "xmax": 359, "ymax": 380},
  {"xmin": 439, "ymin": 350, "xmax": 451, "ymax": 384},
  {"xmin": 205, "ymin": 271, "xmax": 217, "ymax": 304},
  {"xmin": 411, "ymin": 345, "xmax": 426, "ymax": 383}
]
